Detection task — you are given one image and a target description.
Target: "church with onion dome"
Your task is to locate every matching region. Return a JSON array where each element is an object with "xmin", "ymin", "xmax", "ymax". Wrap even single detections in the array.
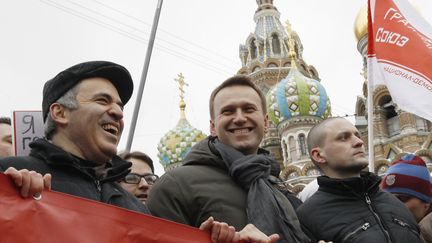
[
  {"xmin": 157, "ymin": 73, "xmax": 206, "ymax": 171},
  {"xmin": 237, "ymin": 0, "xmax": 331, "ymax": 193}
]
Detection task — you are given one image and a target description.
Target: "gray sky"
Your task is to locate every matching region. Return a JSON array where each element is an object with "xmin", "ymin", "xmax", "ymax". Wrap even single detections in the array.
[{"xmin": 1, "ymin": 0, "xmax": 431, "ymax": 174}]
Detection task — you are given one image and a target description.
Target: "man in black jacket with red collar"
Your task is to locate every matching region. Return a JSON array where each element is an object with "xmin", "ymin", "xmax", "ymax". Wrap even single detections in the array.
[{"xmin": 297, "ymin": 117, "xmax": 421, "ymax": 243}]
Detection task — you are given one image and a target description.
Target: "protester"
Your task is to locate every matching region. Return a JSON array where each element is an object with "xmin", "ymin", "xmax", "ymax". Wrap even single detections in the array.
[
  {"xmin": 381, "ymin": 154, "xmax": 432, "ymax": 242},
  {"xmin": 296, "ymin": 117, "xmax": 421, "ymax": 242},
  {"xmin": 0, "ymin": 61, "xmax": 148, "ymax": 213},
  {"xmin": 381, "ymin": 154, "xmax": 431, "ymax": 222},
  {"xmin": 119, "ymin": 151, "xmax": 158, "ymax": 203},
  {"xmin": 148, "ymin": 75, "xmax": 310, "ymax": 243},
  {"xmin": 0, "ymin": 117, "xmax": 14, "ymax": 158}
]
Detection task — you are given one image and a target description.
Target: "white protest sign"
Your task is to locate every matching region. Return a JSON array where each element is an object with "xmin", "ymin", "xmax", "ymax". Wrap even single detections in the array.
[{"xmin": 12, "ymin": 111, "xmax": 44, "ymax": 156}]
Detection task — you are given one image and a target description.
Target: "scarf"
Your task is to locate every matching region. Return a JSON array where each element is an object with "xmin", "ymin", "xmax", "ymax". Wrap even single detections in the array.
[{"xmin": 212, "ymin": 139, "xmax": 310, "ymax": 243}]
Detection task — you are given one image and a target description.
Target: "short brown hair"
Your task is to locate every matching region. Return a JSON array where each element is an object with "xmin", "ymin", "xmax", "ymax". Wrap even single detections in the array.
[
  {"xmin": 209, "ymin": 75, "xmax": 266, "ymax": 119},
  {"xmin": 119, "ymin": 151, "xmax": 154, "ymax": 173}
]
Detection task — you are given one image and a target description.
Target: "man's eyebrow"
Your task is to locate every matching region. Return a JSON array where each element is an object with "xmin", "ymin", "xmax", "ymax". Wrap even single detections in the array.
[{"xmin": 335, "ymin": 131, "xmax": 349, "ymax": 137}]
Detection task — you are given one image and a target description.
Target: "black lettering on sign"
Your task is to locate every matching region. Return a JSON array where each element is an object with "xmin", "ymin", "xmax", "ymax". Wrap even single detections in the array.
[
  {"xmin": 22, "ymin": 137, "xmax": 32, "ymax": 150},
  {"xmin": 22, "ymin": 115, "xmax": 35, "ymax": 134}
]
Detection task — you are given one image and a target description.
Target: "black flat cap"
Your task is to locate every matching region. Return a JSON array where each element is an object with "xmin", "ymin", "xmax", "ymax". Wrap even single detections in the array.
[{"xmin": 42, "ymin": 61, "xmax": 134, "ymax": 122}]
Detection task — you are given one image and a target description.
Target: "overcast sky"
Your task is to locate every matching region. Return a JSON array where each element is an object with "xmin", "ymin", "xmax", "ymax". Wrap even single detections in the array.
[{"xmin": 1, "ymin": 0, "xmax": 431, "ymax": 174}]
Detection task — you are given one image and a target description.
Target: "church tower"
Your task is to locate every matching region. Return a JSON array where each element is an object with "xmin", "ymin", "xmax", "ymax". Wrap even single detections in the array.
[{"xmin": 238, "ymin": 0, "xmax": 331, "ymax": 193}]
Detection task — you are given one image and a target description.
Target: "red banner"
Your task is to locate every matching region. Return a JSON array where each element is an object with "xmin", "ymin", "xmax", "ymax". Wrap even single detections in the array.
[{"xmin": 0, "ymin": 173, "xmax": 211, "ymax": 243}]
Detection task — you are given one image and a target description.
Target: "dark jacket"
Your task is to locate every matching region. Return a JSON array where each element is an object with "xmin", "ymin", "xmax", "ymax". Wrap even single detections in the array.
[
  {"xmin": 296, "ymin": 172, "xmax": 421, "ymax": 243},
  {"xmin": 420, "ymin": 212, "xmax": 432, "ymax": 243},
  {"xmin": 0, "ymin": 139, "xmax": 149, "ymax": 214},
  {"xmin": 147, "ymin": 137, "xmax": 301, "ymax": 229}
]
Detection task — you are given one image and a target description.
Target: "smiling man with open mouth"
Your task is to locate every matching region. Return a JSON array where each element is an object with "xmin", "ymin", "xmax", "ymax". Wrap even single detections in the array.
[{"xmin": 0, "ymin": 61, "xmax": 149, "ymax": 214}]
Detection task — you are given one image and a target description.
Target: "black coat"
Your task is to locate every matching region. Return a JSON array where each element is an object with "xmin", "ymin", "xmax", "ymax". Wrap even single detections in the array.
[
  {"xmin": 296, "ymin": 172, "xmax": 421, "ymax": 243},
  {"xmin": 0, "ymin": 139, "xmax": 149, "ymax": 214},
  {"xmin": 148, "ymin": 136, "xmax": 302, "ymax": 229}
]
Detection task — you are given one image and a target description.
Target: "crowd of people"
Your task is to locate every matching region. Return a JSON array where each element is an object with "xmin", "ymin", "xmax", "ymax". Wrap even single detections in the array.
[{"xmin": 0, "ymin": 60, "xmax": 431, "ymax": 243}]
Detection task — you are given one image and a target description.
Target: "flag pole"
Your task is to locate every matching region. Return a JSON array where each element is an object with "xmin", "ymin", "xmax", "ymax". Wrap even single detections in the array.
[
  {"xmin": 367, "ymin": 0, "xmax": 375, "ymax": 173},
  {"xmin": 367, "ymin": 62, "xmax": 375, "ymax": 173},
  {"xmin": 126, "ymin": 0, "xmax": 163, "ymax": 151}
]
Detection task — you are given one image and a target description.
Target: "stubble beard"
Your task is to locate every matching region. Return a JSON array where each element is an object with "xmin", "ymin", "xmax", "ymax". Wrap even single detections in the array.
[{"xmin": 329, "ymin": 159, "xmax": 369, "ymax": 175}]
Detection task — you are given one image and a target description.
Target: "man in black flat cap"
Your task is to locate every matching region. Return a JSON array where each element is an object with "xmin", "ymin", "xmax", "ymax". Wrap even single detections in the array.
[{"xmin": 0, "ymin": 61, "xmax": 148, "ymax": 213}]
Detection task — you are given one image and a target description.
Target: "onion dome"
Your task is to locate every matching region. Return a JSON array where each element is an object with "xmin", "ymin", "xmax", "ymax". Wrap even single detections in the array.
[
  {"xmin": 157, "ymin": 74, "xmax": 206, "ymax": 171},
  {"xmin": 266, "ymin": 63, "xmax": 331, "ymax": 124},
  {"xmin": 354, "ymin": 5, "xmax": 368, "ymax": 42}
]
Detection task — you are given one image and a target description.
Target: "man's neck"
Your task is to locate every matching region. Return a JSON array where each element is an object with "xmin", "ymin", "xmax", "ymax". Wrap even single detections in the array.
[
  {"xmin": 325, "ymin": 170, "xmax": 361, "ymax": 179},
  {"xmin": 50, "ymin": 134, "xmax": 109, "ymax": 166}
]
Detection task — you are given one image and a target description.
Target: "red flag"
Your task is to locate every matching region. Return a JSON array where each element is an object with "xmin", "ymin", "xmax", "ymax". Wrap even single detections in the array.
[
  {"xmin": 0, "ymin": 173, "xmax": 211, "ymax": 243},
  {"xmin": 368, "ymin": 0, "xmax": 432, "ymax": 121}
]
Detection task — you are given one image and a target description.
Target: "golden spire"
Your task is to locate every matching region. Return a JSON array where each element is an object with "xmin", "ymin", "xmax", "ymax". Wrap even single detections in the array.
[
  {"xmin": 174, "ymin": 72, "xmax": 188, "ymax": 119},
  {"xmin": 285, "ymin": 20, "xmax": 297, "ymax": 59}
]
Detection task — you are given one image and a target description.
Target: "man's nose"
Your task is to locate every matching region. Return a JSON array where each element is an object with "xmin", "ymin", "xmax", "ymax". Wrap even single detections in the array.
[
  {"xmin": 109, "ymin": 103, "xmax": 124, "ymax": 120},
  {"xmin": 353, "ymin": 135, "xmax": 364, "ymax": 147},
  {"xmin": 233, "ymin": 109, "xmax": 247, "ymax": 124},
  {"xmin": 138, "ymin": 177, "xmax": 149, "ymax": 189}
]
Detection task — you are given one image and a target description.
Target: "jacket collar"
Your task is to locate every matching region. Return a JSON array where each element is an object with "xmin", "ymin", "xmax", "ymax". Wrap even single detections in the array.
[
  {"xmin": 183, "ymin": 136, "xmax": 281, "ymax": 177},
  {"xmin": 317, "ymin": 172, "xmax": 382, "ymax": 197},
  {"xmin": 29, "ymin": 138, "xmax": 131, "ymax": 182}
]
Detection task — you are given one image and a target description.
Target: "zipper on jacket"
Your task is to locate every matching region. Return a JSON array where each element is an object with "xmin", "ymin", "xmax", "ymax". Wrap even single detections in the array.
[
  {"xmin": 364, "ymin": 193, "xmax": 392, "ymax": 243},
  {"xmin": 342, "ymin": 222, "xmax": 370, "ymax": 242},
  {"xmin": 95, "ymin": 179, "xmax": 102, "ymax": 192},
  {"xmin": 393, "ymin": 218, "xmax": 420, "ymax": 237}
]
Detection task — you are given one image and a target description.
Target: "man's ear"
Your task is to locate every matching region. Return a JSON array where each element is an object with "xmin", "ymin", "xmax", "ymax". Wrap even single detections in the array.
[
  {"xmin": 310, "ymin": 147, "xmax": 326, "ymax": 166},
  {"xmin": 49, "ymin": 103, "xmax": 69, "ymax": 125},
  {"xmin": 210, "ymin": 120, "xmax": 216, "ymax": 136}
]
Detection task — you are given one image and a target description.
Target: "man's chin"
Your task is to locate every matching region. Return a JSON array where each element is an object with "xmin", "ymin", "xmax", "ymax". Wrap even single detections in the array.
[{"xmin": 331, "ymin": 161, "xmax": 369, "ymax": 174}]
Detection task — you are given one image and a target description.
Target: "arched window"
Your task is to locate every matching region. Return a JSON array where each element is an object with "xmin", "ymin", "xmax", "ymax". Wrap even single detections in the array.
[
  {"xmin": 298, "ymin": 134, "xmax": 307, "ymax": 156},
  {"xmin": 289, "ymin": 136, "xmax": 297, "ymax": 161},
  {"xmin": 282, "ymin": 140, "xmax": 289, "ymax": 162},
  {"xmin": 250, "ymin": 39, "xmax": 257, "ymax": 60},
  {"xmin": 271, "ymin": 33, "xmax": 281, "ymax": 54},
  {"xmin": 379, "ymin": 95, "xmax": 400, "ymax": 137}
]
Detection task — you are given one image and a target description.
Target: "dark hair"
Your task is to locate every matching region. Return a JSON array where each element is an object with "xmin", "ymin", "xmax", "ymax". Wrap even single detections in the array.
[
  {"xmin": 209, "ymin": 75, "xmax": 266, "ymax": 119},
  {"xmin": 119, "ymin": 151, "xmax": 154, "ymax": 173},
  {"xmin": 0, "ymin": 117, "xmax": 11, "ymax": 125}
]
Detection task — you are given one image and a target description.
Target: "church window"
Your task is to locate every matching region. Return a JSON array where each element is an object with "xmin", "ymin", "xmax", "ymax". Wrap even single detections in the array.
[
  {"xmin": 289, "ymin": 136, "xmax": 297, "ymax": 161},
  {"xmin": 298, "ymin": 133, "xmax": 307, "ymax": 156},
  {"xmin": 271, "ymin": 33, "xmax": 281, "ymax": 54}
]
